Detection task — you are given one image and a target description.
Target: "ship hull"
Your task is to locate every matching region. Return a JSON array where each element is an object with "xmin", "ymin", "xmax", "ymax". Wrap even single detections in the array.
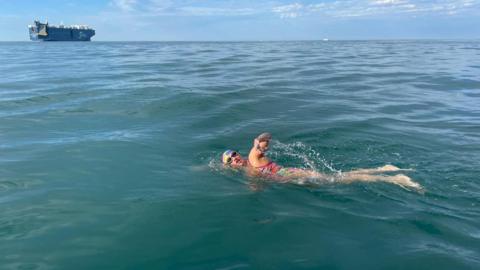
[{"xmin": 29, "ymin": 21, "xmax": 95, "ymax": 41}]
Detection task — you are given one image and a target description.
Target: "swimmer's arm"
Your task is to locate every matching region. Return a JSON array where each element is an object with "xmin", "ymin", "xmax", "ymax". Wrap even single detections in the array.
[
  {"xmin": 249, "ymin": 139, "xmax": 270, "ymax": 166},
  {"xmin": 252, "ymin": 138, "xmax": 264, "ymax": 156}
]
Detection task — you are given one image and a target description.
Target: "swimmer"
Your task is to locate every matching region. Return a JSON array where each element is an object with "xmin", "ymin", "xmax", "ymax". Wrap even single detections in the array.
[
  {"xmin": 223, "ymin": 148, "xmax": 421, "ymax": 190},
  {"xmin": 221, "ymin": 132, "xmax": 422, "ymax": 190}
]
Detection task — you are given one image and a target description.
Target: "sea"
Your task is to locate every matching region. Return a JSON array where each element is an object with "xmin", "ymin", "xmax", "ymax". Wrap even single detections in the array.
[{"xmin": 0, "ymin": 41, "xmax": 479, "ymax": 270}]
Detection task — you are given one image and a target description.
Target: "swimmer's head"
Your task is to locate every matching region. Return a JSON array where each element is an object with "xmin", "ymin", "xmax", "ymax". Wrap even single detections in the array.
[{"xmin": 222, "ymin": 150, "xmax": 246, "ymax": 167}]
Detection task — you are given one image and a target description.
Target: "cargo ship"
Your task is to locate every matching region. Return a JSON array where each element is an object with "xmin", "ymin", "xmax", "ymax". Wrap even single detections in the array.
[{"xmin": 28, "ymin": 20, "xmax": 95, "ymax": 41}]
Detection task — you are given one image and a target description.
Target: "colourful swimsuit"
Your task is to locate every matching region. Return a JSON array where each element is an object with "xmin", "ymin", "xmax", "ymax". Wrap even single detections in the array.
[
  {"xmin": 254, "ymin": 161, "xmax": 282, "ymax": 175},
  {"xmin": 253, "ymin": 161, "xmax": 301, "ymax": 178}
]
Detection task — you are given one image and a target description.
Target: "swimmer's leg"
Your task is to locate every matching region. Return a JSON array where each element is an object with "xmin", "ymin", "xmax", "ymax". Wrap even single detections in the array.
[
  {"xmin": 274, "ymin": 168, "xmax": 328, "ymax": 182},
  {"xmin": 339, "ymin": 173, "xmax": 422, "ymax": 190},
  {"xmin": 288, "ymin": 168, "xmax": 327, "ymax": 179},
  {"xmin": 347, "ymin": 165, "xmax": 413, "ymax": 175}
]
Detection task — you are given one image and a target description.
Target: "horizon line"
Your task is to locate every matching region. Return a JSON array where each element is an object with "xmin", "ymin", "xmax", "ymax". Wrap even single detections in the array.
[{"xmin": 1, "ymin": 38, "xmax": 480, "ymax": 42}]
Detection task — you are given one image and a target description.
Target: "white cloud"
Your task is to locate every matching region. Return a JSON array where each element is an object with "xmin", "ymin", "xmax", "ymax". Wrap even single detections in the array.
[
  {"xmin": 178, "ymin": 7, "xmax": 257, "ymax": 16},
  {"xmin": 108, "ymin": 0, "xmax": 479, "ymax": 18},
  {"xmin": 109, "ymin": 0, "xmax": 260, "ymax": 16},
  {"xmin": 272, "ymin": 3, "xmax": 304, "ymax": 18},
  {"xmin": 111, "ymin": 0, "xmax": 137, "ymax": 12},
  {"xmin": 371, "ymin": 0, "xmax": 407, "ymax": 5},
  {"xmin": 463, "ymin": 0, "xmax": 476, "ymax": 6},
  {"xmin": 270, "ymin": 0, "xmax": 479, "ymax": 18}
]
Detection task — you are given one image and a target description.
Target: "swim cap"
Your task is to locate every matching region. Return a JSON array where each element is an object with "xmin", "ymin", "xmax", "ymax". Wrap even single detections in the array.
[{"xmin": 222, "ymin": 150, "xmax": 236, "ymax": 164}]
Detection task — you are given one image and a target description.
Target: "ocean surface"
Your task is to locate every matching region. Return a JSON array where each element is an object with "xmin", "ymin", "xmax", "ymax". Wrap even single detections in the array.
[{"xmin": 1, "ymin": 41, "xmax": 479, "ymax": 269}]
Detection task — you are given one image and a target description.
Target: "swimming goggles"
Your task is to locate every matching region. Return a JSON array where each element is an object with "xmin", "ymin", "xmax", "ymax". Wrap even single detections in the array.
[{"xmin": 222, "ymin": 150, "xmax": 238, "ymax": 164}]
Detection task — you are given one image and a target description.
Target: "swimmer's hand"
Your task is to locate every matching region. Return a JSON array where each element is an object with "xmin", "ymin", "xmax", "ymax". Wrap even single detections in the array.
[
  {"xmin": 254, "ymin": 138, "xmax": 269, "ymax": 154},
  {"xmin": 253, "ymin": 138, "xmax": 264, "ymax": 153}
]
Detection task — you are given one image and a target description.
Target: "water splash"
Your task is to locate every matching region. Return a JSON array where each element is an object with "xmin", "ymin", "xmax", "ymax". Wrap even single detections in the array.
[{"xmin": 270, "ymin": 140, "xmax": 340, "ymax": 174}]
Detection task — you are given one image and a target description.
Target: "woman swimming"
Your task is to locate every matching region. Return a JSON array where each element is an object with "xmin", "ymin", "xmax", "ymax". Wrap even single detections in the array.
[{"xmin": 222, "ymin": 132, "xmax": 422, "ymax": 190}]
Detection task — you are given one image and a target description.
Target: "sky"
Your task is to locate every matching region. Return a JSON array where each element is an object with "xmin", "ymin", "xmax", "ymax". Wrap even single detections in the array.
[{"xmin": 1, "ymin": 0, "xmax": 479, "ymax": 41}]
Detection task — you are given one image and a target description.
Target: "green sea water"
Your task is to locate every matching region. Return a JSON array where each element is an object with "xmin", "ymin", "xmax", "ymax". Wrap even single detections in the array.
[{"xmin": 1, "ymin": 41, "xmax": 480, "ymax": 269}]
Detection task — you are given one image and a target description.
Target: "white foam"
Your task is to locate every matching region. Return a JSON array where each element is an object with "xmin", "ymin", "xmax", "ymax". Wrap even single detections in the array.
[{"xmin": 270, "ymin": 140, "xmax": 340, "ymax": 174}]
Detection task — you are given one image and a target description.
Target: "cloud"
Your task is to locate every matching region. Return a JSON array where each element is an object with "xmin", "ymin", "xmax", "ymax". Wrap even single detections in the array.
[
  {"xmin": 371, "ymin": 0, "xmax": 407, "ymax": 5},
  {"xmin": 109, "ymin": 0, "xmax": 261, "ymax": 16},
  {"xmin": 111, "ymin": 0, "xmax": 137, "ymax": 12},
  {"xmin": 270, "ymin": 0, "xmax": 479, "ymax": 18},
  {"xmin": 108, "ymin": 0, "xmax": 479, "ymax": 19},
  {"xmin": 177, "ymin": 7, "xmax": 257, "ymax": 16},
  {"xmin": 272, "ymin": 3, "xmax": 304, "ymax": 18}
]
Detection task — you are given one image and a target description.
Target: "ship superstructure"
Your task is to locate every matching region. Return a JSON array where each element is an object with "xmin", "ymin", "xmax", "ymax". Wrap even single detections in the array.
[{"xmin": 28, "ymin": 20, "xmax": 95, "ymax": 41}]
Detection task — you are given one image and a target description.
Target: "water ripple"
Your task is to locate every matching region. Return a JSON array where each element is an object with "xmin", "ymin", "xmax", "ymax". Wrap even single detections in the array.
[{"xmin": 1, "ymin": 41, "xmax": 479, "ymax": 269}]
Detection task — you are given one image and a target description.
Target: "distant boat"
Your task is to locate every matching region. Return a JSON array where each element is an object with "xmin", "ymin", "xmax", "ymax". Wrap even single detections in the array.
[
  {"xmin": 28, "ymin": 20, "xmax": 95, "ymax": 41},
  {"xmin": 323, "ymin": 38, "xmax": 329, "ymax": 41}
]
